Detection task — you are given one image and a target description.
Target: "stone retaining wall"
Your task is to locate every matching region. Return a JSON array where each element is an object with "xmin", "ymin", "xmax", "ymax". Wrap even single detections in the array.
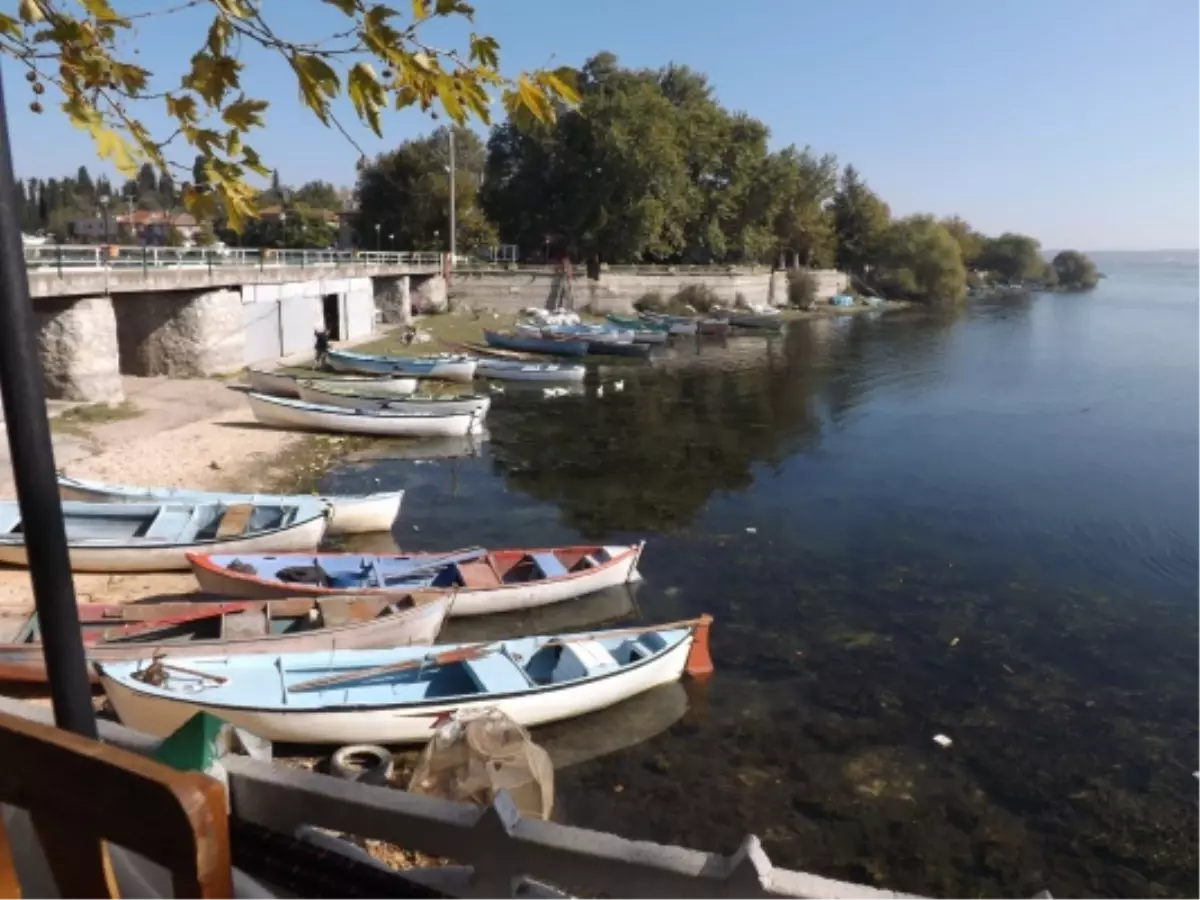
[{"xmin": 447, "ymin": 268, "xmax": 849, "ymax": 314}]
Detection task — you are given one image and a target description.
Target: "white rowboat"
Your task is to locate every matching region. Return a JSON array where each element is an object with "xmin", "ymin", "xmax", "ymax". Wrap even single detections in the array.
[
  {"xmin": 245, "ymin": 367, "xmax": 418, "ymax": 398},
  {"xmin": 245, "ymin": 393, "xmax": 482, "ymax": 437},
  {"xmin": 294, "ymin": 381, "xmax": 491, "ymax": 416},
  {"xmin": 0, "ymin": 499, "xmax": 328, "ymax": 572},
  {"xmin": 56, "ymin": 474, "xmax": 403, "ymax": 536},
  {"xmin": 187, "ymin": 543, "xmax": 645, "ymax": 617},
  {"xmin": 96, "ymin": 617, "xmax": 712, "ymax": 744}
]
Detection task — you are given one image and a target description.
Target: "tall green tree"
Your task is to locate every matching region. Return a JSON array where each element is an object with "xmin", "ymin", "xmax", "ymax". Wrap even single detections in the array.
[
  {"xmin": 831, "ymin": 165, "xmax": 891, "ymax": 276},
  {"xmin": 357, "ymin": 126, "xmax": 495, "ymax": 252},
  {"xmin": 1051, "ymin": 250, "xmax": 1099, "ymax": 290},
  {"xmin": 158, "ymin": 173, "xmax": 176, "ymax": 209},
  {"xmin": 75, "ymin": 165, "xmax": 93, "ymax": 204},
  {"xmin": 877, "ymin": 215, "xmax": 967, "ymax": 305},
  {"xmin": 940, "ymin": 216, "xmax": 984, "ymax": 269},
  {"xmin": 765, "ymin": 146, "xmax": 839, "ymax": 268},
  {"xmin": 978, "ymin": 232, "xmax": 1044, "ymax": 283},
  {"xmin": 293, "ymin": 180, "xmax": 342, "ymax": 211}
]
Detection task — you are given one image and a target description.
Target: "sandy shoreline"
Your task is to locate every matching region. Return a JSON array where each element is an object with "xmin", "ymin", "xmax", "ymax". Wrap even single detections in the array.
[{"xmin": 0, "ymin": 376, "xmax": 303, "ymax": 615}]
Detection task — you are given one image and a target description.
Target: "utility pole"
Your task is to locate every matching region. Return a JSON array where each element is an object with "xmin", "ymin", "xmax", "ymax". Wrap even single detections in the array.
[{"xmin": 448, "ymin": 129, "xmax": 456, "ymax": 268}]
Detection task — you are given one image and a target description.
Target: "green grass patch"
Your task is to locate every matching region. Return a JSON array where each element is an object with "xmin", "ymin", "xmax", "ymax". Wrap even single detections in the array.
[{"xmin": 50, "ymin": 400, "xmax": 140, "ymax": 439}]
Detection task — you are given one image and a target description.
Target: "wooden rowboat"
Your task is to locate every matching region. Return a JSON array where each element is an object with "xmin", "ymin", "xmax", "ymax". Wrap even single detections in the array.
[
  {"xmin": 186, "ymin": 542, "xmax": 646, "ymax": 617},
  {"xmin": 245, "ymin": 366, "xmax": 418, "ymax": 398},
  {"xmin": 294, "ymin": 380, "xmax": 491, "ymax": 415},
  {"xmin": 96, "ymin": 616, "xmax": 713, "ymax": 744},
  {"xmin": 0, "ymin": 593, "xmax": 451, "ymax": 684},
  {"xmin": 325, "ymin": 349, "xmax": 477, "ymax": 383},
  {"xmin": 0, "ymin": 499, "xmax": 328, "ymax": 573},
  {"xmin": 245, "ymin": 392, "xmax": 483, "ymax": 437},
  {"xmin": 56, "ymin": 474, "xmax": 403, "ymax": 536}
]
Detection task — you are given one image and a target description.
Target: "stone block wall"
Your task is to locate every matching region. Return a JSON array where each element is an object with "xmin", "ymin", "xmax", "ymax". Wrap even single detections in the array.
[
  {"xmin": 115, "ymin": 288, "xmax": 245, "ymax": 377},
  {"xmin": 35, "ymin": 296, "xmax": 122, "ymax": 402},
  {"xmin": 412, "ymin": 274, "xmax": 448, "ymax": 312},
  {"xmin": 375, "ymin": 275, "xmax": 412, "ymax": 325}
]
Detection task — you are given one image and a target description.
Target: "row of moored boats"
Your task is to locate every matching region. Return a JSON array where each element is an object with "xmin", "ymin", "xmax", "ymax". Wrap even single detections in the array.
[{"xmin": 3, "ymin": 474, "xmax": 711, "ymax": 746}]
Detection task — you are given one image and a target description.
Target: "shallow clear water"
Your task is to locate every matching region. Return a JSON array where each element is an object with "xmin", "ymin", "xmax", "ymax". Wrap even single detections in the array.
[{"xmin": 320, "ymin": 260, "xmax": 1199, "ymax": 898}]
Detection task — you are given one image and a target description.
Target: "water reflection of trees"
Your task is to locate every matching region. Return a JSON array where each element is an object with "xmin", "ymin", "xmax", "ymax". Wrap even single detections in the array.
[{"xmin": 483, "ymin": 324, "xmax": 856, "ymax": 532}]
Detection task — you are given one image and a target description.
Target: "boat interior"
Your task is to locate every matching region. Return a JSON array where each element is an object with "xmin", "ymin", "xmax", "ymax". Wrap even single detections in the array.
[
  {"xmin": 10, "ymin": 596, "xmax": 404, "ymax": 646},
  {"xmin": 217, "ymin": 547, "xmax": 621, "ymax": 590},
  {"xmin": 0, "ymin": 502, "xmax": 305, "ymax": 544},
  {"xmin": 285, "ymin": 628, "xmax": 677, "ymax": 699}
]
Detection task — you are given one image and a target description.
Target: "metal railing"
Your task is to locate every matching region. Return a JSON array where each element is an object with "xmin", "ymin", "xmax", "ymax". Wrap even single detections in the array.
[{"xmin": 23, "ymin": 244, "xmax": 444, "ymax": 273}]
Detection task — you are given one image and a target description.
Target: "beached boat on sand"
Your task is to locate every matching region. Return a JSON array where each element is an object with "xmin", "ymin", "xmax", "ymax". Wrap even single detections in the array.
[
  {"xmin": 187, "ymin": 543, "xmax": 645, "ymax": 617},
  {"xmin": 325, "ymin": 349, "xmax": 477, "ymax": 383},
  {"xmin": 96, "ymin": 616, "xmax": 713, "ymax": 744},
  {"xmin": 0, "ymin": 498, "xmax": 328, "ymax": 572},
  {"xmin": 56, "ymin": 474, "xmax": 402, "ymax": 536},
  {"xmin": 0, "ymin": 592, "xmax": 451, "ymax": 684},
  {"xmin": 294, "ymin": 380, "xmax": 491, "ymax": 416},
  {"xmin": 245, "ymin": 366, "xmax": 418, "ymax": 398},
  {"xmin": 245, "ymin": 392, "xmax": 482, "ymax": 437}
]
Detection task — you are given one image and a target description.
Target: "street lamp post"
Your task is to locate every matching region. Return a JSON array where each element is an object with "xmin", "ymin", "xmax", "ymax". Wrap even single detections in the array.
[
  {"xmin": 278, "ymin": 211, "xmax": 287, "ymax": 250},
  {"xmin": 98, "ymin": 194, "xmax": 110, "ymax": 248},
  {"xmin": 374, "ymin": 223, "xmax": 381, "ymax": 253},
  {"xmin": 447, "ymin": 129, "xmax": 456, "ymax": 266},
  {"xmin": 389, "ymin": 233, "xmax": 395, "ymax": 252}
]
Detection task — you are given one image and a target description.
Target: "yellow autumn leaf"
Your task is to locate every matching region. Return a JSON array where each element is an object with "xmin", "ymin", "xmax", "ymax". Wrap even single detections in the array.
[
  {"xmin": 221, "ymin": 95, "xmax": 268, "ymax": 130},
  {"xmin": 411, "ymin": 0, "xmax": 430, "ymax": 21},
  {"xmin": 17, "ymin": 0, "xmax": 42, "ymax": 24},
  {"xmin": 92, "ymin": 126, "xmax": 138, "ymax": 176}
]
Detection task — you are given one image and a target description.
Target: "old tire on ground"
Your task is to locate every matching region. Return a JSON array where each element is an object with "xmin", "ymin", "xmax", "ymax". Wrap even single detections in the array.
[{"xmin": 330, "ymin": 744, "xmax": 393, "ymax": 786}]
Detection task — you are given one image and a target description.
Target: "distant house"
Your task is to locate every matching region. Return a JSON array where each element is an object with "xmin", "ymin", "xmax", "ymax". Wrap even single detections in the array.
[
  {"xmin": 102, "ymin": 210, "xmax": 199, "ymax": 245},
  {"xmin": 70, "ymin": 216, "xmax": 119, "ymax": 241}
]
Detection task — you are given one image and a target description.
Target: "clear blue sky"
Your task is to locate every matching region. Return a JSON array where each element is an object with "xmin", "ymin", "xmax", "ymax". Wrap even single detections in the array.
[{"xmin": 7, "ymin": 0, "xmax": 1197, "ymax": 250}]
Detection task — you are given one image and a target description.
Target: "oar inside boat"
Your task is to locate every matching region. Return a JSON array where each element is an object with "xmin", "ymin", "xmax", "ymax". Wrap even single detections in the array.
[{"xmin": 287, "ymin": 614, "xmax": 714, "ymax": 692}]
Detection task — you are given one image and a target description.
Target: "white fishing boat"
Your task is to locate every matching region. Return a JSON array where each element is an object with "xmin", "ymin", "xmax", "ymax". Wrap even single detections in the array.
[
  {"xmin": 245, "ymin": 392, "xmax": 482, "ymax": 438},
  {"xmin": 96, "ymin": 616, "xmax": 713, "ymax": 744},
  {"xmin": 186, "ymin": 543, "xmax": 646, "ymax": 617},
  {"xmin": 294, "ymin": 381, "xmax": 491, "ymax": 416},
  {"xmin": 0, "ymin": 499, "xmax": 328, "ymax": 573},
  {"xmin": 245, "ymin": 367, "xmax": 419, "ymax": 399},
  {"xmin": 56, "ymin": 474, "xmax": 403, "ymax": 536},
  {"xmin": 325, "ymin": 349, "xmax": 477, "ymax": 383},
  {"xmin": 474, "ymin": 358, "xmax": 588, "ymax": 382}
]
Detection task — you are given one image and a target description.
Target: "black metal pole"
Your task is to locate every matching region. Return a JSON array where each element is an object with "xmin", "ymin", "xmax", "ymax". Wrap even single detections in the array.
[{"xmin": 0, "ymin": 66, "xmax": 96, "ymax": 738}]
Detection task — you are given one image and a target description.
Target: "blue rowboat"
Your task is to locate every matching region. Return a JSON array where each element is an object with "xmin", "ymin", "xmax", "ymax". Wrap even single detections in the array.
[
  {"xmin": 96, "ymin": 616, "xmax": 713, "ymax": 744},
  {"xmin": 0, "ymin": 498, "xmax": 328, "ymax": 572},
  {"xmin": 56, "ymin": 474, "xmax": 402, "ymax": 536},
  {"xmin": 325, "ymin": 349, "xmax": 477, "ymax": 382},
  {"xmin": 483, "ymin": 330, "xmax": 590, "ymax": 358}
]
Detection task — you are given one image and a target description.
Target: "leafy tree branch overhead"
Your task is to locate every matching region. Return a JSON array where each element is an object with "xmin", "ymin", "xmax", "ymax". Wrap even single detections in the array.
[{"xmin": 0, "ymin": 0, "xmax": 579, "ymax": 229}]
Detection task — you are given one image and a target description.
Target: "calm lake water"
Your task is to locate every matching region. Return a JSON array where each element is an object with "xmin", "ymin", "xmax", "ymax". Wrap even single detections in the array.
[{"xmin": 320, "ymin": 257, "xmax": 1198, "ymax": 898}]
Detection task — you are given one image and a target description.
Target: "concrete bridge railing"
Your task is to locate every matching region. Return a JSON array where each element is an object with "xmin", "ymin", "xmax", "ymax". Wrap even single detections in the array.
[{"xmin": 24, "ymin": 244, "xmax": 443, "ymax": 275}]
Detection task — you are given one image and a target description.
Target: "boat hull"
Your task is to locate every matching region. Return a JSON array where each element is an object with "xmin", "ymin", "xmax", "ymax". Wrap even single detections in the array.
[
  {"xmin": 98, "ymin": 628, "xmax": 693, "ymax": 744},
  {"xmin": 484, "ymin": 330, "xmax": 590, "ymax": 358},
  {"xmin": 246, "ymin": 393, "xmax": 481, "ymax": 437},
  {"xmin": 295, "ymin": 383, "xmax": 490, "ymax": 416},
  {"xmin": 0, "ymin": 512, "xmax": 327, "ymax": 573},
  {"xmin": 475, "ymin": 359, "xmax": 587, "ymax": 382},
  {"xmin": 325, "ymin": 351, "xmax": 476, "ymax": 383},
  {"xmin": 0, "ymin": 595, "xmax": 450, "ymax": 683},
  {"xmin": 187, "ymin": 544, "xmax": 644, "ymax": 617},
  {"xmin": 56, "ymin": 475, "xmax": 402, "ymax": 536}
]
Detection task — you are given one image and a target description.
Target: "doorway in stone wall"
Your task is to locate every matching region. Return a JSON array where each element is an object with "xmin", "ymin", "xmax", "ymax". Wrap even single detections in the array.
[{"xmin": 322, "ymin": 294, "xmax": 342, "ymax": 341}]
